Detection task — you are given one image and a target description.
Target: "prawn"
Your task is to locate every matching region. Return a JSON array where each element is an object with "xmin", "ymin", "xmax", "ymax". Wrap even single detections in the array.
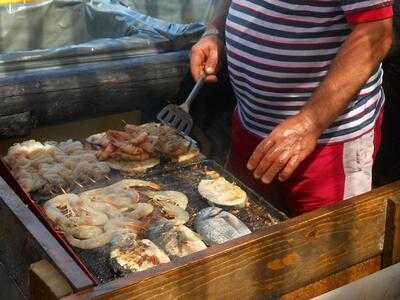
[
  {"xmin": 111, "ymin": 150, "xmax": 150, "ymax": 161},
  {"xmin": 74, "ymin": 208, "xmax": 109, "ymax": 226},
  {"xmin": 65, "ymin": 231, "xmax": 114, "ymax": 250},
  {"xmin": 129, "ymin": 132, "xmax": 149, "ymax": 145},
  {"xmin": 142, "ymin": 191, "xmax": 188, "ymax": 209},
  {"xmin": 96, "ymin": 143, "xmax": 116, "ymax": 161},
  {"xmin": 65, "ymin": 225, "xmax": 103, "ymax": 239},
  {"xmin": 126, "ymin": 203, "xmax": 154, "ymax": 220},
  {"xmin": 44, "ymin": 193, "xmax": 109, "ymax": 226},
  {"xmin": 106, "ymin": 130, "xmax": 131, "ymax": 141},
  {"xmin": 85, "ymin": 201, "xmax": 124, "ymax": 218},
  {"xmin": 104, "ymin": 217, "xmax": 147, "ymax": 238}
]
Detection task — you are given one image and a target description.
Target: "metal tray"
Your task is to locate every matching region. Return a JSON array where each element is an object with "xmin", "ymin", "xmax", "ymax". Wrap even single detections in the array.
[{"xmin": 3, "ymin": 154, "xmax": 287, "ymax": 284}]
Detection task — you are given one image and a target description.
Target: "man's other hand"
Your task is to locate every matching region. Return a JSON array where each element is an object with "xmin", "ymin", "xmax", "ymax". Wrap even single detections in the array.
[
  {"xmin": 190, "ymin": 35, "xmax": 222, "ymax": 83},
  {"xmin": 247, "ymin": 112, "xmax": 322, "ymax": 184}
]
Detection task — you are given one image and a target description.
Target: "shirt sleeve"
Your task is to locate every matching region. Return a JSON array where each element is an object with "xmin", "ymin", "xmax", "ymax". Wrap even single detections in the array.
[{"xmin": 340, "ymin": 0, "xmax": 393, "ymax": 25}]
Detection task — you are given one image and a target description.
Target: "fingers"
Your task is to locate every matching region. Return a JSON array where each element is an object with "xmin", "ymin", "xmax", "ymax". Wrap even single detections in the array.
[
  {"xmin": 278, "ymin": 155, "xmax": 302, "ymax": 182},
  {"xmin": 247, "ymin": 138, "xmax": 274, "ymax": 171},
  {"xmin": 253, "ymin": 145, "xmax": 278, "ymax": 179},
  {"xmin": 190, "ymin": 46, "xmax": 206, "ymax": 82},
  {"xmin": 205, "ymin": 75, "xmax": 218, "ymax": 83},
  {"xmin": 261, "ymin": 151, "xmax": 290, "ymax": 184},
  {"xmin": 205, "ymin": 48, "xmax": 219, "ymax": 76},
  {"xmin": 190, "ymin": 37, "xmax": 220, "ymax": 83}
]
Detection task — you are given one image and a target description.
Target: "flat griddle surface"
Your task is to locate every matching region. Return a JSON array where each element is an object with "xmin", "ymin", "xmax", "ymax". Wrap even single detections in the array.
[{"xmin": 32, "ymin": 159, "xmax": 287, "ymax": 284}]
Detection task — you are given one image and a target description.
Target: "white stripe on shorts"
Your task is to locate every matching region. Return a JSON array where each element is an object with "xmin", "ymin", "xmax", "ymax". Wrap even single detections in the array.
[{"xmin": 343, "ymin": 130, "xmax": 375, "ymax": 199}]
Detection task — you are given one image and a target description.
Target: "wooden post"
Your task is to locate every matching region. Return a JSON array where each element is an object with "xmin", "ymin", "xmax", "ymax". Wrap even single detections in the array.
[
  {"xmin": 30, "ymin": 260, "xmax": 73, "ymax": 300},
  {"xmin": 382, "ymin": 195, "xmax": 400, "ymax": 267}
]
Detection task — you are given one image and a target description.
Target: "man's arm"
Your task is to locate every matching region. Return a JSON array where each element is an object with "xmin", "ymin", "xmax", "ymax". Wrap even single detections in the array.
[
  {"xmin": 247, "ymin": 19, "xmax": 393, "ymax": 184},
  {"xmin": 206, "ymin": 0, "xmax": 231, "ymax": 33},
  {"xmin": 190, "ymin": 1, "xmax": 231, "ymax": 82}
]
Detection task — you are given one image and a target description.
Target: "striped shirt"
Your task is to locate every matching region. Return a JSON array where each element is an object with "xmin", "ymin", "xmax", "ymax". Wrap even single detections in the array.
[{"xmin": 225, "ymin": 0, "xmax": 393, "ymax": 143}]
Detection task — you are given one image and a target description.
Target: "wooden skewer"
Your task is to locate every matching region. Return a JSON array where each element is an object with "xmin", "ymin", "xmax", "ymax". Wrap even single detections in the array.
[
  {"xmin": 73, "ymin": 180, "xmax": 84, "ymax": 188},
  {"xmin": 60, "ymin": 186, "xmax": 67, "ymax": 194},
  {"xmin": 104, "ymin": 175, "xmax": 111, "ymax": 181},
  {"xmin": 121, "ymin": 119, "xmax": 127, "ymax": 125},
  {"xmin": 88, "ymin": 177, "xmax": 96, "ymax": 184},
  {"xmin": 49, "ymin": 190, "xmax": 56, "ymax": 197}
]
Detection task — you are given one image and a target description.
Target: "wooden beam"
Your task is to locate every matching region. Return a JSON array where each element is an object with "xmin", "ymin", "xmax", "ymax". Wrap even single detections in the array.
[
  {"xmin": 63, "ymin": 182, "xmax": 400, "ymax": 300},
  {"xmin": 382, "ymin": 194, "xmax": 400, "ymax": 267},
  {"xmin": 280, "ymin": 256, "xmax": 381, "ymax": 300},
  {"xmin": 0, "ymin": 177, "xmax": 94, "ymax": 292}
]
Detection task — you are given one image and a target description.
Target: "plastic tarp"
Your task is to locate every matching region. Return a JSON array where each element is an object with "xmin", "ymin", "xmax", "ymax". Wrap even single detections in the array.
[{"xmin": 0, "ymin": 0, "xmax": 217, "ymax": 64}]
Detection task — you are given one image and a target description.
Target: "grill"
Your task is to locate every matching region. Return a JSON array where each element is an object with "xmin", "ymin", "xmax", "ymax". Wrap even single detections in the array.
[{"xmin": 7, "ymin": 154, "xmax": 287, "ymax": 284}]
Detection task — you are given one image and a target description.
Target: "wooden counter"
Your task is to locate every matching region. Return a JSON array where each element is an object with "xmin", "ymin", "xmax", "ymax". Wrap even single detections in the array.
[{"xmin": 1, "ymin": 176, "xmax": 400, "ymax": 299}]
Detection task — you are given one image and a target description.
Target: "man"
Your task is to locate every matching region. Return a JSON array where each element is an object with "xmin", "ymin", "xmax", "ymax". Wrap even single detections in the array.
[{"xmin": 190, "ymin": 0, "xmax": 393, "ymax": 216}]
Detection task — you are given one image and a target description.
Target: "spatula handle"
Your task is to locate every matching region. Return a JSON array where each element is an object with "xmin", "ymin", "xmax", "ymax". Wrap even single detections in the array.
[{"xmin": 180, "ymin": 74, "xmax": 206, "ymax": 113}]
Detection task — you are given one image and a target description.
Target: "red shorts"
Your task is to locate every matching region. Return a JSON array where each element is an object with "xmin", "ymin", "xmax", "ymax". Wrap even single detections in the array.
[{"xmin": 227, "ymin": 110, "xmax": 383, "ymax": 217}]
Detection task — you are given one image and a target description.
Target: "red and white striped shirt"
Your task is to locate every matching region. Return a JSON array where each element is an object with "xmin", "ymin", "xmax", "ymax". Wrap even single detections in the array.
[{"xmin": 226, "ymin": 0, "xmax": 393, "ymax": 143}]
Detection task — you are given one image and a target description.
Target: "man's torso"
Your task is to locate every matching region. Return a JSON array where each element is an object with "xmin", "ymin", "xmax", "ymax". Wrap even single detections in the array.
[{"xmin": 225, "ymin": 0, "xmax": 384, "ymax": 144}]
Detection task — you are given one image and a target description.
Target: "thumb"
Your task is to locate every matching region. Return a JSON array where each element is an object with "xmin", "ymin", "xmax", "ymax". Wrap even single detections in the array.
[{"xmin": 205, "ymin": 48, "xmax": 219, "ymax": 75}]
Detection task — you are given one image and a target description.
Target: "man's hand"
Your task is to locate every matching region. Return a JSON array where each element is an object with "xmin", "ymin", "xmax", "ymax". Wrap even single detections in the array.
[
  {"xmin": 190, "ymin": 35, "xmax": 223, "ymax": 83},
  {"xmin": 247, "ymin": 112, "xmax": 322, "ymax": 184}
]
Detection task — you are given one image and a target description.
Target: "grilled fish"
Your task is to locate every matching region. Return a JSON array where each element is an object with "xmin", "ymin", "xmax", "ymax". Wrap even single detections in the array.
[
  {"xmin": 148, "ymin": 222, "xmax": 207, "ymax": 258},
  {"xmin": 195, "ymin": 207, "xmax": 251, "ymax": 245},
  {"xmin": 110, "ymin": 238, "xmax": 170, "ymax": 275}
]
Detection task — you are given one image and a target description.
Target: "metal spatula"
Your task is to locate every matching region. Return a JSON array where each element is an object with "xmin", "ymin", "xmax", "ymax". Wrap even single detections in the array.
[{"xmin": 157, "ymin": 74, "xmax": 206, "ymax": 135}]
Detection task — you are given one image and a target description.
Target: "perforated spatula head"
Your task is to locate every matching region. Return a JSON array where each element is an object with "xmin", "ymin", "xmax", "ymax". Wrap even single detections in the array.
[
  {"xmin": 157, "ymin": 75, "xmax": 205, "ymax": 135},
  {"xmin": 157, "ymin": 104, "xmax": 194, "ymax": 135}
]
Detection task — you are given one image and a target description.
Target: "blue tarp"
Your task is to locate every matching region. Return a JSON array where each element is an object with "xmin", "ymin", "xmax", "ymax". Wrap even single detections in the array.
[{"xmin": 0, "ymin": 0, "xmax": 214, "ymax": 64}]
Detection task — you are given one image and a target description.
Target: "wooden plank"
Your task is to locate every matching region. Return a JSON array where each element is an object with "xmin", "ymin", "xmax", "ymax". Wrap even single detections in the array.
[
  {"xmin": 63, "ymin": 181, "xmax": 400, "ymax": 300},
  {"xmin": 382, "ymin": 195, "xmax": 400, "ymax": 267},
  {"xmin": 0, "ymin": 50, "xmax": 189, "ymax": 138},
  {"xmin": 0, "ymin": 51, "xmax": 189, "ymax": 98},
  {"xmin": 280, "ymin": 256, "xmax": 381, "ymax": 300},
  {"xmin": 0, "ymin": 176, "xmax": 94, "ymax": 292},
  {"xmin": 311, "ymin": 261, "xmax": 400, "ymax": 300},
  {"xmin": 0, "ymin": 112, "xmax": 31, "ymax": 137}
]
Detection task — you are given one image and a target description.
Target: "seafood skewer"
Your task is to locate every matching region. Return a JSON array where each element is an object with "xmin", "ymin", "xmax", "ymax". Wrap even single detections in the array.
[
  {"xmin": 4, "ymin": 139, "xmax": 111, "ymax": 194},
  {"xmin": 43, "ymin": 179, "xmax": 163, "ymax": 250},
  {"xmin": 88, "ymin": 122, "xmax": 200, "ymax": 174}
]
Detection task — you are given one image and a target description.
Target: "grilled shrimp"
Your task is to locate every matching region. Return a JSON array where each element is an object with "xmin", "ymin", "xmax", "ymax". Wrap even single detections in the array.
[
  {"xmin": 129, "ymin": 132, "xmax": 149, "ymax": 145},
  {"xmin": 65, "ymin": 231, "xmax": 114, "ymax": 250},
  {"xmin": 86, "ymin": 202, "xmax": 124, "ymax": 218},
  {"xmin": 127, "ymin": 203, "xmax": 154, "ymax": 220},
  {"xmin": 44, "ymin": 193, "xmax": 109, "ymax": 226},
  {"xmin": 65, "ymin": 225, "xmax": 103, "ymax": 240},
  {"xmin": 142, "ymin": 191, "xmax": 188, "ymax": 209},
  {"xmin": 96, "ymin": 143, "xmax": 116, "ymax": 161},
  {"xmin": 106, "ymin": 130, "xmax": 131, "ymax": 141},
  {"xmin": 75, "ymin": 208, "xmax": 109, "ymax": 226},
  {"xmin": 104, "ymin": 217, "xmax": 147, "ymax": 238}
]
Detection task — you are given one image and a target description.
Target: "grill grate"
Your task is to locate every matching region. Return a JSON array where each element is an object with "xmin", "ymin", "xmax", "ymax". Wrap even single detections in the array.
[{"xmin": 33, "ymin": 159, "xmax": 287, "ymax": 284}]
